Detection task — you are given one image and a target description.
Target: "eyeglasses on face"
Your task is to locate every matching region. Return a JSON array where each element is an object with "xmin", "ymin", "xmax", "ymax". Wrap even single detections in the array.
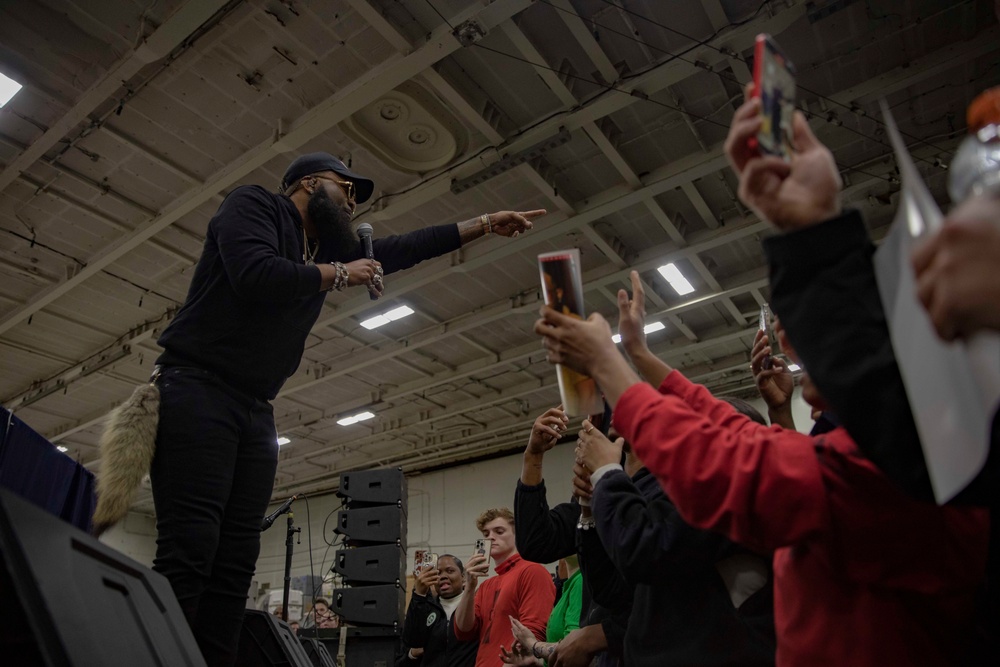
[{"xmin": 311, "ymin": 175, "xmax": 356, "ymax": 201}]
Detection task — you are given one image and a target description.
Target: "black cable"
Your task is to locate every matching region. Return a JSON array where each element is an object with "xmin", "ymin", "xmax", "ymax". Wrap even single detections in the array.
[
  {"xmin": 574, "ymin": 0, "xmax": 967, "ymax": 157},
  {"xmin": 422, "ymin": 0, "xmax": 455, "ymax": 31},
  {"xmin": 470, "ymin": 42, "xmax": 897, "ymax": 188},
  {"xmin": 0, "ymin": 225, "xmax": 179, "ymax": 304}
]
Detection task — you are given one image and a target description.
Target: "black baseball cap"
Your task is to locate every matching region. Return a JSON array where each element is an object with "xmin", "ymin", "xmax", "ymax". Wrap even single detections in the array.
[{"xmin": 280, "ymin": 152, "xmax": 375, "ymax": 203}]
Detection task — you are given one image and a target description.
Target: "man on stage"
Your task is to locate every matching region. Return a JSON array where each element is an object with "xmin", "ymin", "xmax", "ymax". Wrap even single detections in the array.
[{"xmin": 148, "ymin": 151, "xmax": 545, "ymax": 665}]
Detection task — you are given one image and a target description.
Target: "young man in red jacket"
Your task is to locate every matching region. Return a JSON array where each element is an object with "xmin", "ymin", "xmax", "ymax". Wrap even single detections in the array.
[
  {"xmin": 454, "ymin": 508, "xmax": 555, "ymax": 666},
  {"xmin": 537, "ymin": 267, "xmax": 988, "ymax": 665}
]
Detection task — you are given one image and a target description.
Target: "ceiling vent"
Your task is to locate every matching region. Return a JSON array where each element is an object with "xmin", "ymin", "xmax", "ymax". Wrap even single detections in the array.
[{"xmin": 341, "ymin": 80, "xmax": 468, "ymax": 174}]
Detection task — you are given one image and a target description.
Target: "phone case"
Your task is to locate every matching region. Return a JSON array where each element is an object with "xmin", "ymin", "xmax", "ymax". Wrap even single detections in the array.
[{"xmin": 751, "ymin": 33, "xmax": 796, "ymax": 160}]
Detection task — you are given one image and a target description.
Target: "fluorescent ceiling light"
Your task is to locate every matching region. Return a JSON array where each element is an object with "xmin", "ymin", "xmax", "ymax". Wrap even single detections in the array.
[
  {"xmin": 360, "ymin": 305, "xmax": 415, "ymax": 330},
  {"xmin": 277, "ymin": 436, "xmax": 291, "ymax": 446},
  {"xmin": 657, "ymin": 263, "xmax": 695, "ymax": 295},
  {"xmin": 57, "ymin": 445, "xmax": 68, "ymax": 453},
  {"xmin": 337, "ymin": 410, "xmax": 375, "ymax": 426},
  {"xmin": 612, "ymin": 321, "xmax": 664, "ymax": 345},
  {"xmin": 787, "ymin": 363, "xmax": 801, "ymax": 372},
  {"xmin": 0, "ymin": 72, "xmax": 22, "ymax": 108}
]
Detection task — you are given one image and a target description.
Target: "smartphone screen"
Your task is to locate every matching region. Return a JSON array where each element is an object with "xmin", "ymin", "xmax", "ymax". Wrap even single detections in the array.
[
  {"xmin": 759, "ymin": 303, "xmax": 773, "ymax": 370},
  {"xmin": 752, "ymin": 34, "xmax": 796, "ymax": 160}
]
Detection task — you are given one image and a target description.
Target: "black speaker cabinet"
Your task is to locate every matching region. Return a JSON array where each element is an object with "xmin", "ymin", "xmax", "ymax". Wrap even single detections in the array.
[
  {"xmin": 237, "ymin": 610, "xmax": 312, "ymax": 666},
  {"xmin": 344, "ymin": 626, "xmax": 401, "ymax": 667},
  {"xmin": 0, "ymin": 488, "xmax": 206, "ymax": 667},
  {"xmin": 299, "ymin": 636, "xmax": 336, "ymax": 667},
  {"xmin": 331, "ymin": 584, "xmax": 404, "ymax": 626},
  {"xmin": 337, "ymin": 468, "xmax": 407, "ymax": 510},
  {"xmin": 334, "ymin": 506, "xmax": 406, "ymax": 548},
  {"xmin": 333, "ymin": 544, "xmax": 405, "ymax": 585}
]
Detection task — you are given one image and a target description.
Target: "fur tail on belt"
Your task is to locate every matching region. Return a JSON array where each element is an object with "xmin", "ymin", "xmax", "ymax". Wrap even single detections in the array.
[{"xmin": 92, "ymin": 382, "xmax": 160, "ymax": 536}]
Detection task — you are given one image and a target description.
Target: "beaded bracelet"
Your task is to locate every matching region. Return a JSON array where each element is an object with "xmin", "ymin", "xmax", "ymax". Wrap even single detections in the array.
[
  {"xmin": 328, "ymin": 261, "xmax": 350, "ymax": 292},
  {"xmin": 480, "ymin": 213, "xmax": 492, "ymax": 235}
]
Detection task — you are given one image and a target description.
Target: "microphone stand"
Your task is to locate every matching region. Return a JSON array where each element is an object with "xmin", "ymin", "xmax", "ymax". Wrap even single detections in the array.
[{"xmin": 282, "ymin": 512, "xmax": 301, "ymax": 623}]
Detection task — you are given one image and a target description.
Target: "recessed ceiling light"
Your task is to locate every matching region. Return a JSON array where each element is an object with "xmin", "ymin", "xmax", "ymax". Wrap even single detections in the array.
[
  {"xmin": 337, "ymin": 410, "xmax": 376, "ymax": 426},
  {"xmin": 0, "ymin": 72, "xmax": 22, "ymax": 108},
  {"xmin": 277, "ymin": 436, "xmax": 291, "ymax": 446},
  {"xmin": 361, "ymin": 305, "xmax": 415, "ymax": 330},
  {"xmin": 656, "ymin": 263, "xmax": 695, "ymax": 295}
]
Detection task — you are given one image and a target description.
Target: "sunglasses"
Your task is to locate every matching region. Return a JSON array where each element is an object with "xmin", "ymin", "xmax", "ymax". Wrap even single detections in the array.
[{"xmin": 312, "ymin": 175, "xmax": 356, "ymax": 201}]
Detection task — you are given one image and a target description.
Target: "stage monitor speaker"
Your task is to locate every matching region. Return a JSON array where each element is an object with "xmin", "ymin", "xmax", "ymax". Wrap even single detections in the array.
[
  {"xmin": 344, "ymin": 626, "xmax": 401, "ymax": 667},
  {"xmin": 237, "ymin": 610, "xmax": 312, "ymax": 666},
  {"xmin": 337, "ymin": 468, "xmax": 407, "ymax": 511},
  {"xmin": 331, "ymin": 584, "xmax": 404, "ymax": 627},
  {"xmin": 333, "ymin": 544, "xmax": 405, "ymax": 585},
  {"xmin": 334, "ymin": 506, "xmax": 406, "ymax": 548},
  {"xmin": 299, "ymin": 636, "xmax": 336, "ymax": 667},
  {"xmin": 0, "ymin": 488, "xmax": 206, "ymax": 667}
]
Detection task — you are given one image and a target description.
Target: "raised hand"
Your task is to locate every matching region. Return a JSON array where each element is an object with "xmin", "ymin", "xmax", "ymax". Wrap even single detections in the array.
[
  {"xmin": 575, "ymin": 420, "xmax": 624, "ymax": 473},
  {"xmin": 527, "ymin": 406, "xmax": 569, "ymax": 455},
  {"xmin": 725, "ymin": 84, "xmax": 842, "ymax": 230},
  {"xmin": 750, "ymin": 329, "xmax": 794, "ymax": 412},
  {"xmin": 617, "ymin": 271, "xmax": 648, "ymax": 357}
]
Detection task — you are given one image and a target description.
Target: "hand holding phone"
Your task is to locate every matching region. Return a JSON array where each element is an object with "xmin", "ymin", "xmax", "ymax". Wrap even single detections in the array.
[
  {"xmin": 759, "ymin": 303, "xmax": 773, "ymax": 370},
  {"xmin": 750, "ymin": 33, "xmax": 796, "ymax": 160},
  {"xmin": 475, "ymin": 538, "xmax": 492, "ymax": 558}
]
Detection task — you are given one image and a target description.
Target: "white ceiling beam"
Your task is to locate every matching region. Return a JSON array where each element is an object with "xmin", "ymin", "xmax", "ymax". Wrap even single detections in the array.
[
  {"xmin": 0, "ymin": 0, "xmax": 231, "ymax": 195},
  {"xmin": 550, "ymin": 0, "xmax": 619, "ymax": 84},
  {"xmin": 681, "ymin": 181, "xmax": 718, "ymax": 229}
]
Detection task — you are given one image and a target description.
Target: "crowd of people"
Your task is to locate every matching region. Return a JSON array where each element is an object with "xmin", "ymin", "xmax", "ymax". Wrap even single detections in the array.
[
  {"xmin": 94, "ymin": 18, "xmax": 997, "ymax": 658},
  {"xmin": 396, "ymin": 86, "xmax": 1000, "ymax": 666}
]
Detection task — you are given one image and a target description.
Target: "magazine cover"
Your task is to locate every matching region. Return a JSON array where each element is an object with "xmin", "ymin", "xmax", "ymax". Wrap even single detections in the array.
[{"xmin": 538, "ymin": 249, "xmax": 603, "ymax": 416}]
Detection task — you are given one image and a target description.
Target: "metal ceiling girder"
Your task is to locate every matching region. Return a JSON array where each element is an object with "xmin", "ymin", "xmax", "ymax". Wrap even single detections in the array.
[
  {"xmin": 0, "ymin": 0, "xmax": 232, "ymax": 195},
  {"xmin": 830, "ymin": 25, "xmax": 998, "ymax": 107},
  {"xmin": 275, "ymin": 373, "xmax": 560, "ymax": 471},
  {"xmin": 277, "ymin": 217, "xmax": 766, "ymax": 401},
  {"xmin": 0, "ymin": 0, "xmax": 533, "ymax": 338},
  {"xmin": 270, "ymin": 321, "xmax": 761, "ymax": 495},
  {"xmin": 363, "ymin": 3, "xmax": 807, "ymax": 225}
]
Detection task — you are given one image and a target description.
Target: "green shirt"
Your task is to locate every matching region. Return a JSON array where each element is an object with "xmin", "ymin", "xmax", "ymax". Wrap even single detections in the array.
[{"xmin": 545, "ymin": 569, "xmax": 583, "ymax": 643}]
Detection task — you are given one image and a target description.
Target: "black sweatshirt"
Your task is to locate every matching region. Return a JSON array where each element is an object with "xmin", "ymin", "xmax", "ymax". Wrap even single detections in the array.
[
  {"xmin": 157, "ymin": 185, "xmax": 461, "ymax": 399},
  {"xmin": 592, "ymin": 468, "xmax": 775, "ymax": 667}
]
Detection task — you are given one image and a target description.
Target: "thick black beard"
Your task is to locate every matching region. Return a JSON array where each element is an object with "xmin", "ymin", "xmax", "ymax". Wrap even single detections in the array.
[{"xmin": 307, "ymin": 187, "xmax": 357, "ymax": 256}]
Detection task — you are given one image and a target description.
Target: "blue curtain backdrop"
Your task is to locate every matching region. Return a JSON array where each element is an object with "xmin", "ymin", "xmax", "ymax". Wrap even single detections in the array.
[{"xmin": 0, "ymin": 407, "xmax": 95, "ymax": 531}]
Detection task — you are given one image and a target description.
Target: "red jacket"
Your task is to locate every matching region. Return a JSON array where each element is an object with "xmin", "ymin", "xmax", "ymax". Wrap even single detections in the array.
[
  {"xmin": 453, "ymin": 553, "xmax": 555, "ymax": 667},
  {"xmin": 614, "ymin": 371, "xmax": 988, "ymax": 666}
]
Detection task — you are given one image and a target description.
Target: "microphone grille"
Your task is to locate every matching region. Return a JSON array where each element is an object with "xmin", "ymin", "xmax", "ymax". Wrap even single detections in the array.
[{"xmin": 356, "ymin": 222, "xmax": 374, "ymax": 238}]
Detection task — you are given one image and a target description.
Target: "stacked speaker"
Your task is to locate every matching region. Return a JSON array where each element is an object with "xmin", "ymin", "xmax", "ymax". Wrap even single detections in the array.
[{"xmin": 331, "ymin": 468, "xmax": 407, "ymax": 666}]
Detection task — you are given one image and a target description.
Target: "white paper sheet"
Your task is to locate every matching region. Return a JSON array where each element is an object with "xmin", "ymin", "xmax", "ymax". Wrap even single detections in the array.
[{"xmin": 873, "ymin": 100, "xmax": 1000, "ymax": 502}]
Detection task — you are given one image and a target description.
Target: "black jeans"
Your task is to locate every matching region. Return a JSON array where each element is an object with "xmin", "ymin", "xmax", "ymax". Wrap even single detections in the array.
[{"xmin": 150, "ymin": 366, "xmax": 278, "ymax": 667}]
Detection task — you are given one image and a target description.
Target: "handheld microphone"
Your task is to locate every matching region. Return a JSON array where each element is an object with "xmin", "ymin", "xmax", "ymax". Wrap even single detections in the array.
[
  {"xmin": 356, "ymin": 223, "xmax": 379, "ymax": 301},
  {"xmin": 260, "ymin": 494, "xmax": 298, "ymax": 531}
]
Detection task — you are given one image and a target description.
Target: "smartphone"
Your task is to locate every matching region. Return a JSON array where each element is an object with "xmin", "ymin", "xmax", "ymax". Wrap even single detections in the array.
[
  {"xmin": 751, "ymin": 33, "xmax": 796, "ymax": 160},
  {"xmin": 475, "ymin": 538, "xmax": 492, "ymax": 558},
  {"xmin": 759, "ymin": 303, "xmax": 773, "ymax": 370},
  {"xmin": 413, "ymin": 549, "xmax": 428, "ymax": 575}
]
